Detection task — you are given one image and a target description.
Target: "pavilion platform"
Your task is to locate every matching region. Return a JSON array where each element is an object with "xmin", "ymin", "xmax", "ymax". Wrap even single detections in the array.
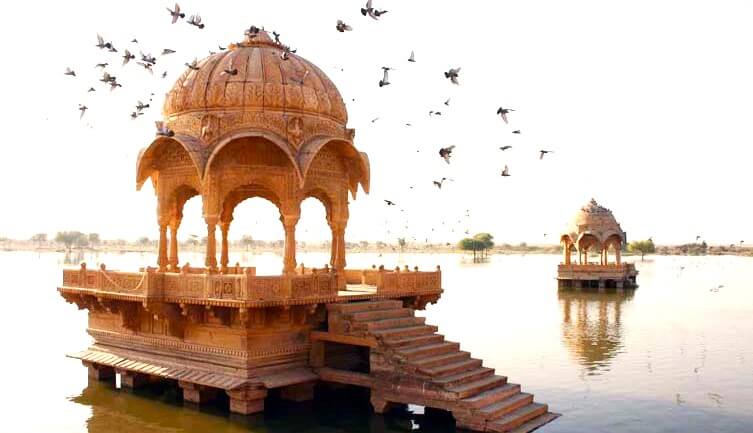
[{"xmin": 557, "ymin": 263, "xmax": 638, "ymax": 291}]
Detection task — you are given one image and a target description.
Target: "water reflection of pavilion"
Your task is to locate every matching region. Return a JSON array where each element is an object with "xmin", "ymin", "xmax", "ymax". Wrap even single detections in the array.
[{"xmin": 559, "ymin": 290, "xmax": 634, "ymax": 374}]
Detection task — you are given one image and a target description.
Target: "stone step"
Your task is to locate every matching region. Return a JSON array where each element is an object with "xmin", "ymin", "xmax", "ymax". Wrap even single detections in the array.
[
  {"xmin": 507, "ymin": 412, "xmax": 560, "ymax": 433},
  {"xmin": 448, "ymin": 375, "xmax": 508, "ymax": 399},
  {"xmin": 360, "ymin": 316, "xmax": 425, "ymax": 331},
  {"xmin": 397, "ymin": 342, "xmax": 460, "ymax": 360},
  {"xmin": 461, "ymin": 383, "xmax": 522, "ymax": 409},
  {"xmin": 384, "ymin": 333, "xmax": 444, "ymax": 348},
  {"xmin": 414, "ymin": 351, "xmax": 471, "ymax": 369},
  {"xmin": 371, "ymin": 325, "xmax": 438, "ymax": 339},
  {"xmin": 434, "ymin": 367, "xmax": 496, "ymax": 389},
  {"xmin": 421, "ymin": 357, "xmax": 482, "ymax": 377},
  {"xmin": 328, "ymin": 300, "xmax": 403, "ymax": 314},
  {"xmin": 486, "ymin": 403, "xmax": 548, "ymax": 433},
  {"xmin": 350, "ymin": 308, "xmax": 413, "ymax": 322},
  {"xmin": 477, "ymin": 392, "xmax": 534, "ymax": 420}
]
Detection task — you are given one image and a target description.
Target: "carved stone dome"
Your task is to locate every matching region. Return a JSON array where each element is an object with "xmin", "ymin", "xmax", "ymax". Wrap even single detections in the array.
[{"xmin": 163, "ymin": 29, "xmax": 347, "ymax": 125}]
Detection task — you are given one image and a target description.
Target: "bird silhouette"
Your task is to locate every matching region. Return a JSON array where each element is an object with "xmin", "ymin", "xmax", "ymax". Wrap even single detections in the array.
[
  {"xmin": 161, "ymin": 48, "xmax": 176, "ymax": 56},
  {"xmin": 167, "ymin": 3, "xmax": 185, "ymax": 23},
  {"xmin": 433, "ymin": 178, "xmax": 450, "ymax": 189},
  {"xmin": 439, "ymin": 146, "xmax": 455, "ymax": 164},
  {"xmin": 336, "ymin": 20, "xmax": 353, "ymax": 32},
  {"xmin": 384, "ymin": 199, "xmax": 397, "ymax": 206},
  {"xmin": 64, "ymin": 67, "xmax": 76, "ymax": 77},
  {"xmin": 187, "ymin": 14, "xmax": 204, "ymax": 29},
  {"xmin": 185, "ymin": 59, "xmax": 199, "ymax": 70},
  {"xmin": 444, "ymin": 67, "xmax": 460, "ymax": 84},
  {"xmin": 408, "ymin": 51, "xmax": 415, "ymax": 62},
  {"xmin": 78, "ymin": 104, "xmax": 87, "ymax": 119},
  {"xmin": 539, "ymin": 150, "xmax": 553, "ymax": 160},
  {"xmin": 122, "ymin": 49, "xmax": 135, "ymax": 65},
  {"xmin": 379, "ymin": 67, "xmax": 391, "ymax": 87},
  {"xmin": 512, "ymin": 130, "xmax": 521, "ymax": 134},
  {"xmin": 501, "ymin": 165, "xmax": 510, "ymax": 176},
  {"xmin": 499, "ymin": 146, "xmax": 512, "ymax": 151},
  {"xmin": 361, "ymin": 0, "xmax": 387, "ymax": 19},
  {"xmin": 155, "ymin": 121, "xmax": 175, "ymax": 137},
  {"xmin": 496, "ymin": 107, "xmax": 515, "ymax": 123}
]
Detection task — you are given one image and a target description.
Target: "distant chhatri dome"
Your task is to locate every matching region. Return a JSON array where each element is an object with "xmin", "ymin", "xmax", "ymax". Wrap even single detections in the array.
[{"xmin": 564, "ymin": 198, "xmax": 625, "ymax": 246}]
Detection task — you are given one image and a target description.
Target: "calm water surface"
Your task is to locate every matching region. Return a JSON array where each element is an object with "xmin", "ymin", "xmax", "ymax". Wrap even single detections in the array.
[{"xmin": 1, "ymin": 250, "xmax": 752, "ymax": 433}]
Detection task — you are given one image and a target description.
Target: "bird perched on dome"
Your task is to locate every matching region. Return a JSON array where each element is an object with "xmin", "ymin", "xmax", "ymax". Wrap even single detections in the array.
[{"xmin": 155, "ymin": 121, "xmax": 174, "ymax": 137}]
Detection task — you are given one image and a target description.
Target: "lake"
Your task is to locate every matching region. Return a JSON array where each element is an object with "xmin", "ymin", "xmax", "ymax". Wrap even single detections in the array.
[{"xmin": 1, "ymin": 250, "xmax": 751, "ymax": 433}]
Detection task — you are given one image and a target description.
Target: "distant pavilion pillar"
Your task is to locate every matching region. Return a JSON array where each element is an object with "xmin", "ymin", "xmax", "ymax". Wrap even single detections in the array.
[
  {"xmin": 220, "ymin": 220, "xmax": 231, "ymax": 272},
  {"xmin": 616, "ymin": 244, "xmax": 622, "ymax": 265},
  {"xmin": 330, "ymin": 219, "xmax": 347, "ymax": 288},
  {"xmin": 169, "ymin": 218, "xmax": 181, "ymax": 271},
  {"xmin": 157, "ymin": 216, "xmax": 169, "ymax": 272},
  {"xmin": 562, "ymin": 241, "xmax": 572, "ymax": 265},
  {"xmin": 205, "ymin": 215, "xmax": 219, "ymax": 270},
  {"xmin": 282, "ymin": 214, "xmax": 299, "ymax": 275}
]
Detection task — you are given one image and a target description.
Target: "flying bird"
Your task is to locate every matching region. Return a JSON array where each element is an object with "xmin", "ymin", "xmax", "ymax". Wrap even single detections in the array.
[
  {"xmin": 384, "ymin": 199, "xmax": 397, "ymax": 206},
  {"xmin": 130, "ymin": 111, "xmax": 144, "ymax": 120},
  {"xmin": 444, "ymin": 98, "xmax": 450, "ymax": 106},
  {"xmin": 99, "ymin": 72, "xmax": 116, "ymax": 84},
  {"xmin": 444, "ymin": 67, "xmax": 460, "ymax": 85},
  {"xmin": 87, "ymin": 87, "xmax": 96, "ymax": 92},
  {"xmin": 187, "ymin": 14, "xmax": 204, "ymax": 29},
  {"xmin": 140, "ymin": 52, "xmax": 157, "ymax": 65},
  {"xmin": 371, "ymin": 117, "xmax": 380, "ymax": 123},
  {"xmin": 95, "ymin": 63, "xmax": 108, "ymax": 69},
  {"xmin": 496, "ymin": 107, "xmax": 515, "ymax": 123},
  {"xmin": 408, "ymin": 51, "xmax": 415, "ymax": 62},
  {"xmin": 136, "ymin": 101, "xmax": 149, "ymax": 111},
  {"xmin": 501, "ymin": 165, "xmax": 510, "ymax": 176},
  {"xmin": 95, "ymin": 34, "xmax": 113, "ymax": 50},
  {"xmin": 439, "ymin": 145, "xmax": 455, "ymax": 164},
  {"xmin": 336, "ymin": 20, "xmax": 353, "ymax": 32},
  {"xmin": 512, "ymin": 130, "xmax": 521, "ymax": 134},
  {"xmin": 272, "ymin": 31, "xmax": 282, "ymax": 44},
  {"xmin": 64, "ymin": 67, "xmax": 76, "ymax": 77},
  {"xmin": 167, "ymin": 3, "xmax": 185, "ymax": 24},
  {"xmin": 131, "ymin": 38, "xmax": 138, "ymax": 43},
  {"xmin": 109, "ymin": 81, "xmax": 122, "ymax": 91},
  {"xmin": 379, "ymin": 67, "xmax": 390, "ymax": 87},
  {"xmin": 433, "ymin": 178, "xmax": 450, "ymax": 189},
  {"xmin": 78, "ymin": 104, "xmax": 87, "ymax": 119},
  {"xmin": 218, "ymin": 45, "xmax": 226, "ymax": 51},
  {"xmin": 429, "ymin": 111, "xmax": 442, "ymax": 116},
  {"xmin": 222, "ymin": 68, "xmax": 238, "ymax": 76},
  {"xmin": 161, "ymin": 71, "xmax": 168, "ymax": 78},
  {"xmin": 155, "ymin": 121, "xmax": 174, "ymax": 137},
  {"xmin": 136, "ymin": 62, "xmax": 154, "ymax": 74},
  {"xmin": 539, "ymin": 150, "xmax": 553, "ymax": 159},
  {"xmin": 499, "ymin": 146, "xmax": 512, "ymax": 151},
  {"xmin": 161, "ymin": 48, "xmax": 176, "ymax": 56},
  {"xmin": 361, "ymin": 0, "xmax": 387, "ymax": 19},
  {"xmin": 122, "ymin": 49, "xmax": 135, "ymax": 65},
  {"xmin": 185, "ymin": 59, "xmax": 199, "ymax": 70}
]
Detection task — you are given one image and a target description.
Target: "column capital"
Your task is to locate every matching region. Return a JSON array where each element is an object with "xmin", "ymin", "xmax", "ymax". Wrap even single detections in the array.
[
  {"xmin": 204, "ymin": 215, "xmax": 220, "ymax": 226},
  {"xmin": 280, "ymin": 214, "xmax": 300, "ymax": 227}
]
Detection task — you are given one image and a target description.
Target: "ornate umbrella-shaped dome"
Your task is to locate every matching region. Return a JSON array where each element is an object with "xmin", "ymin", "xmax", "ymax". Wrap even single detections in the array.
[
  {"xmin": 163, "ymin": 29, "xmax": 347, "ymax": 125},
  {"xmin": 563, "ymin": 199, "xmax": 625, "ymax": 245}
]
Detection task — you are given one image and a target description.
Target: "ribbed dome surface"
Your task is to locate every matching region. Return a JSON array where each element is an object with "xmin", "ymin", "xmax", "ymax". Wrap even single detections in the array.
[{"xmin": 163, "ymin": 30, "xmax": 347, "ymax": 124}]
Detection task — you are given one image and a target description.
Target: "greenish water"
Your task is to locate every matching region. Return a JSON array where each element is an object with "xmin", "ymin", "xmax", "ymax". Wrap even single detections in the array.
[{"xmin": 1, "ymin": 250, "xmax": 752, "ymax": 433}]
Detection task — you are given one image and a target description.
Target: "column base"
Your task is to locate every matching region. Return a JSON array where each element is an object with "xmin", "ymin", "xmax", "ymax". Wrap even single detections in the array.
[
  {"xmin": 280, "ymin": 382, "xmax": 316, "ymax": 402},
  {"xmin": 180, "ymin": 381, "xmax": 218, "ymax": 404},
  {"xmin": 85, "ymin": 362, "xmax": 114, "ymax": 381},
  {"xmin": 226, "ymin": 384, "xmax": 267, "ymax": 415},
  {"xmin": 117, "ymin": 370, "xmax": 149, "ymax": 389}
]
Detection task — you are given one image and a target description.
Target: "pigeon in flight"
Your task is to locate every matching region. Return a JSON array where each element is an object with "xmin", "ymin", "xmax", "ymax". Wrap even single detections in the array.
[
  {"xmin": 78, "ymin": 104, "xmax": 87, "ymax": 119},
  {"xmin": 336, "ymin": 20, "xmax": 353, "ymax": 32},
  {"xmin": 501, "ymin": 165, "xmax": 510, "ymax": 177},
  {"xmin": 539, "ymin": 150, "xmax": 553, "ymax": 160},
  {"xmin": 140, "ymin": 52, "xmax": 157, "ymax": 65},
  {"xmin": 95, "ymin": 63, "xmax": 108, "ymax": 69},
  {"xmin": 379, "ymin": 67, "xmax": 391, "ymax": 87},
  {"xmin": 361, "ymin": 0, "xmax": 387, "ymax": 19},
  {"xmin": 433, "ymin": 178, "xmax": 451, "ymax": 189},
  {"xmin": 137, "ymin": 62, "xmax": 154, "ymax": 74},
  {"xmin": 95, "ymin": 34, "xmax": 113, "ymax": 50},
  {"xmin": 444, "ymin": 67, "xmax": 460, "ymax": 85},
  {"xmin": 499, "ymin": 146, "xmax": 512, "ymax": 151},
  {"xmin": 512, "ymin": 130, "xmax": 521, "ymax": 134},
  {"xmin": 444, "ymin": 98, "xmax": 451, "ymax": 106},
  {"xmin": 496, "ymin": 107, "xmax": 515, "ymax": 123},
  {"xmin": 167, "ymin": 3, "xmax": 185, "ymax": 24},
  {"xmin": 130, "ymin": 111, "xmax": 144, "ymax": 120},
  {"xmin": 161, "ymin": 48, "xmax": 176, "ymax": 56},
  {"xmin": 384, "ymin": 199, "xmax": 397, "ymax": 206},
  {"xmin": 155, "ymin": 121, "xmax": 175, "ymax": 137},
  {"xmin": 136, "ymin": 101, "xmax": 150, "ymax": 111},
  {"xmin": 122, "ymin": 49, "xmax": 135, "ymax": 65},
  {"xmin": 64, "ymin": 67, "xmax": 76, "ymax": 77},
  {"xmin": 408, "ymin": 51, "xmax": 415, "ymax": 62},
  {"xmin": 87, "ymin": 87, "xmax": 96, "ymax": 92},
  {"xmin": 439, "ymin": 145, "xmax": 455, "ymax": 164},
  {"xmin": 429, "ymin": 111, "xmax": 442, "ymax": 116},
  {"xmin": 187, "ymin": 14, "xmax": 205, "ymax": 29}
]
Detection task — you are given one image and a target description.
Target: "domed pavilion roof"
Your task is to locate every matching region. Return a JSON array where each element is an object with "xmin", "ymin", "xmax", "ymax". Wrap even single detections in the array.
[
  {"xmin": 137, "ymin": 28, "xmax": 368, "ymax": 195},
  {"xmin": 562, "ymin": 199, "xmax": 625, "ymax": 245}
]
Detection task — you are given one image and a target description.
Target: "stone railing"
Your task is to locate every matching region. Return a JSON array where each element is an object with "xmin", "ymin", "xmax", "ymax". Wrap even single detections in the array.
[
  {"xmin": 344, "ymin": 266, "xmax": 442, "ymax": 293},
  {"xmin": 558, "ymin": 263, "xmax": 637, "ymax": 277},
  {"xmin": 62, "ymin": 263, "xmax": 338, "ymax": 303}
]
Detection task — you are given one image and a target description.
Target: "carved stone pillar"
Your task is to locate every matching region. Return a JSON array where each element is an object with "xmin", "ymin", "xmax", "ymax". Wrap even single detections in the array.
[
  {"xmin": 169, "ymin": 219, "xmax": 181, "ymax": 271},
  {"xmin": 220, "ymin": 221, "xmax": 231, "ymax": 272},
  {"xmin": 205, "ymin": 216, "xmax": 219, "ymax": 270},
  {"xmin": 563, "ymin": 242, "xmax": 571, "ymax": 265},
  {"xmin": 158, "ymin": 222, "xmax": 169, "ymax": 272},
  {"xmin": 281, "ymin": 215, "xmax": 299, "ymax": 275}
]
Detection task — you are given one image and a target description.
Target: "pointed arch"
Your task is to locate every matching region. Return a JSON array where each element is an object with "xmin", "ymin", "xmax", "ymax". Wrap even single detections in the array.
[{"xmin": 297, "ymin": 136, "xmax": 370, "ymax": 196}]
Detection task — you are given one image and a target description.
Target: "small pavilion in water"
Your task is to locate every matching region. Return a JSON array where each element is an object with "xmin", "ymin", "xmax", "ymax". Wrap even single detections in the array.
[
  {"xmin": 558, "ymin": 199, "xmax": 638, "ymax": 290},
  {"xmin": 58, "ymin": 29, "xmax": 558, "ymax": 433}
]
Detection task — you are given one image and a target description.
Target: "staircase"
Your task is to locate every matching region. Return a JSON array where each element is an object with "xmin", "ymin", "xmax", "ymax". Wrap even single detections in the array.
[{"xmin": 324, "ymin": 300, "xmax": 559, "ymax": 433}]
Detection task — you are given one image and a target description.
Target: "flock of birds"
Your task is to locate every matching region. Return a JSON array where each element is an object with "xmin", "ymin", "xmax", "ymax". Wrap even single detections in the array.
[{"xmin": 61, "ymin": 1, "xmax": 563, "ymax": 245}]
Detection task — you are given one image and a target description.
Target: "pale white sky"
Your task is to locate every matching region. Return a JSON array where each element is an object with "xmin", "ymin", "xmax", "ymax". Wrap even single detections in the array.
[{"xmin": 1, "ymin": 0, "xmax": 752, "ymax": 245}]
